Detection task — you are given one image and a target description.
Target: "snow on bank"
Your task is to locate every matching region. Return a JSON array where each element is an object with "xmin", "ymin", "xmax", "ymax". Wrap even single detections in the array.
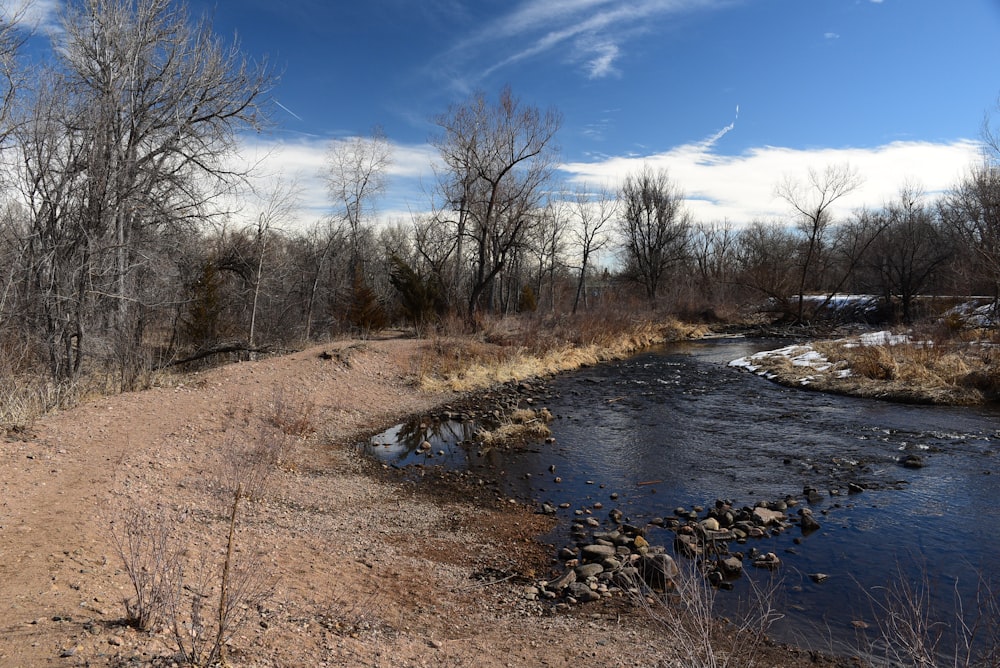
[{"xmin": 728, "ymin": 331, "xmax": 911, "ymax": 386}]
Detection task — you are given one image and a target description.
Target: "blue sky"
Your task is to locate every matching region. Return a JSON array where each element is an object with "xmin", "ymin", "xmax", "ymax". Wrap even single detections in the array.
[{"xmin": 15, "ymin": 0, "xmax": 1000, "ymax": 225}]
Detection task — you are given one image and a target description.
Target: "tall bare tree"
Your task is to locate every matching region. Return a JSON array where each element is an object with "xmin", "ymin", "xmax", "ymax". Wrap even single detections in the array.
[
  {"xmin": 776, "ymin": 163, "xmax": 863, "ymax": 324},
  {"xmin": 569, "ymin": 185, "xmax": 616, "ymax": 313},
  {"xmin": 432, "ymin": 85, "xmax": 561, "ymax": 324},
  {"xmin": 617, "ymin": 165, "xmax": 691, "ymax": 303},
  {"xmin": 325, "ymin": 129, "xmax": 391, "ymax": 277},
  {"xmin": 12, "ymin": 0, "xmax": 272, "ymax": 385}
]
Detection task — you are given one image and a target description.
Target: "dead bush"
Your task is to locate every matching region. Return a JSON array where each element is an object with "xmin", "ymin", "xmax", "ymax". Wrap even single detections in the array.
[
  {"xmin": 856, "ymin": 565, "xmax": 1000, "ymax": 667},
  {"xmin": 263, "ymin": 387, "xmax": 316, "ymax": 439},
  {"xmin": 629, "ymin": 559, "xmax": 783, "ymax": 668},
  {"xmin": 105, "ymin": 501, "xmax": 181, "ymax": 631}
]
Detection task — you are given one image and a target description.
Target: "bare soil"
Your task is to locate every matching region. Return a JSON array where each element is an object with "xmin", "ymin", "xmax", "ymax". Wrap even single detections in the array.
[{"xmin": 0, "ymin": 337, "xmax": 848, "ymax": 667}]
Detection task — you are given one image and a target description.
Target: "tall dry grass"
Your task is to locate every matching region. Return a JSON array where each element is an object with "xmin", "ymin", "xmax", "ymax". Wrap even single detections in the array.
[
  {"xmin": 416, "ymin": 308, "xmax": 707, "ymax": 393},
  {"xmin": 813, "ymin": 328, "xmax": 1000, "ymax": 405}
]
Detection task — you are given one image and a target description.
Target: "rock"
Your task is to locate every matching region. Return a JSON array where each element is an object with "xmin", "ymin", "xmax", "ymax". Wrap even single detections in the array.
[
  {"xmin": 720, "ymin": 556, "xmax": 743, "ymax": 577},
  {"xmin": 674, "ymin": 534, "xmax": 702, "ymax": 557},
  {"xmin": 567, "ymin": 582, "xmax": 601, "ymax": 602},
  {"xmin": 633, "ymin": 535, "xmax": 649, "ymax": 550},
  {"xmin": 752, "ymin": 507, "xmax": 785, "ymax": 526},
  {"xmin": 581, "ymin": 544, "xmax": 616, "ymax": 561},
  {"xmin": 541, "ymin": 503, "xmax": 557, "ymax": 515},
  {"xmin": 549, "ymin": 568, "xmax": 576, "ymax": 590},
  {"xmin": 700, "ymin": 517, "xmax": 720, "ymax": 531},
  {"xmin": 901, "ymin": 454, "xmax": 925, "ymax": 469},
  {"xmin": 601, "ymin": 557, "xmax": 622, "ymax": 571},
  {"xmin": 576, "ymin": 563, "xmax": 604, "ymax": 579},
  {"xmin": 848, "ymin": 482, "xmax": 865, "ymax": 494},
  {"xmin": 753, "ymin": 552, "xmax": 781, "ymax": 569},
  {"xmin": 809, "ymin": 573, "xmax": 830, "ymax": 583},
  {"xmin": 800, "ymin": 512, "xmax": 821, "ymax": 533},
  {"xmin": 614, "ymin": 566, "xmax": 641, "ymax": 587},
  {"xmin": 639, "ymin": 553, "xmax": 679, "ymax": 589},
  {"xmin": 558, "ymin": 547, "xmax": 577, "ymax": 560}
]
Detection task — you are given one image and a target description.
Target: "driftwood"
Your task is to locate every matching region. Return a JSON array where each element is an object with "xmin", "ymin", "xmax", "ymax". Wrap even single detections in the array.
[{"xmin": 164, "ymin": 342, "xmax": 272, "ymax": 368}]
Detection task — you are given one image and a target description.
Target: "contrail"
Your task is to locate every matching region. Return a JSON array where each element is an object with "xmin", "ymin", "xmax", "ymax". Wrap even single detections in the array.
[
  {"xmin": 275, "ymin": 99, "xmax": 303, "ymax": 122},
  {"xmin": 700, "ymin": 104, "xmax": 740, "ymax": 149}
]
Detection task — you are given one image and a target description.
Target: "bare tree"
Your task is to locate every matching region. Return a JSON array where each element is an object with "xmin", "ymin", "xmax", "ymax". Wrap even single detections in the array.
[
  {"xmin": 52, "ymin": 0, "xmax": 272, "ymax": 386},
  {"xmin": 527, "ymin": 200, "xmax": 567, "ymax": 313},
  {"xmin": 734, "ymin": 220, "xmax": 800, "ymax": 314},
  {"xmin": 0, "ymin": 1, "xmax": 28, "ymax": 147},
  {"xmin": 569, "ymin": 185, "xmax": 616, "ymax": 313},
  {"xmin": 325, "ymin": 129, "xmax": 392, "ymax": 277},
  {"xmin": 940, "ymin": 162, "xmax": 1000, "ymax": 306},
  {"xmin": 776, "ymin": 163, "xmax": 863, "ymax": 324},
  {"xmin": 862, "ymin": 186, "xmax": 951, "ymax": 323},
  {"xmin": 691, "ymin": 220, "xmax": 737, "ymax": 303},
  {"xmin": 432, "ymin": 85, "xmax": 561, "ymax": 324},
  {"xmin": 246, "ymin": 179, "xmax": 301, "ymax": 351},
  {"xmin": 617, "ymin": 165, "xmax": 691, "ymax": 303}
]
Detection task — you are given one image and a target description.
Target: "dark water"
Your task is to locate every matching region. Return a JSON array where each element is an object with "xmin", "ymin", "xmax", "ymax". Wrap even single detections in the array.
[{"xmin": 362, "ymin": 338, "xmax": 1000, "ymax": 655}]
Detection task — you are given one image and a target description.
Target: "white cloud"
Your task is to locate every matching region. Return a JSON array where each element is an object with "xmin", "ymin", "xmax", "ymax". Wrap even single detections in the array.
[
  {"xmin": 234, "ymin": 124, "xmax": 983, "ymax": 232},
  {"xmin": 824, "ymin": 32, "xmax": 840, "ymax": 40},
  {"xmin": 4, "ymin": 0, "xmax": 60, "ymax": 33},
  {"xmin": 232, "ymin": 134, "xmax": 441, "ymax": 227},
  {"xmin": 559, "ymin": 132, "xmax": 982, "ymax": 224}
]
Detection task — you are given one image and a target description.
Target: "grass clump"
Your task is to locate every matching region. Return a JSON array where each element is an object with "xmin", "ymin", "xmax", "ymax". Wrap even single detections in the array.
[{"xmin": 477, "ymin": 407, "xmax": 553, "ymax": 445}]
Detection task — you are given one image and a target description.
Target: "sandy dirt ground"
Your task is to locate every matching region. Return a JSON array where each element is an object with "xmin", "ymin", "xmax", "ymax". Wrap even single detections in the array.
[{"xmin": 0, "ymin": 338, "xmax": 844, "ymax": 667}]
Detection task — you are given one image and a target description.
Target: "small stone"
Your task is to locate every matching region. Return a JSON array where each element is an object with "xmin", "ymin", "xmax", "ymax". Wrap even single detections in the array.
[{"xmin": 809, "ymin": 573, "xmax": 830, "ymax": 583}]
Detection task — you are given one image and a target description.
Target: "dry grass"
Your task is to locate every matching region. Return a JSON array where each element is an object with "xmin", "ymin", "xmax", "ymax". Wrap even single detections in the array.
[
  {"xmin": 417, "ymin": 311, "xmax": 707, "ymax": 393},
  {"xmin": 812, "ymin": 333, "xmax": 998, "ymax": 405},
  {"xmin": 478, "ymin": 407, "xmax": 553, "ymax": 445}
]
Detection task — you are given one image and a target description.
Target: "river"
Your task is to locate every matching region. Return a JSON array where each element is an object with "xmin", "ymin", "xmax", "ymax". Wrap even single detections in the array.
[{"xmin": 362, "ymin": 338, "xmax": 1000, "ymax": 657}]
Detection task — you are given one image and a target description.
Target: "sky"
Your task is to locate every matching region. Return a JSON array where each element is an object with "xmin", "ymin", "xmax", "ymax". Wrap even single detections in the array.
[{"xmin": 12, "ymin": 0, "xmax": 1000, "ymax": 227}]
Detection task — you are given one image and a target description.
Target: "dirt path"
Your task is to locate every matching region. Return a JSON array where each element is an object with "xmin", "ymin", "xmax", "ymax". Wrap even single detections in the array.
[{"xmin": 0, "ymin": 338, "xmax": 835, "ymax": 667}]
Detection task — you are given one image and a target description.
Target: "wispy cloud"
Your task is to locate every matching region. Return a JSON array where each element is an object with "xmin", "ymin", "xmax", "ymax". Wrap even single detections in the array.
[
  {"xmin": 438, "ymin": 0, "xmax": 731, "ymax": 87},
  {"xmin": 824, "ymin": 32, "xmax": 840, "ymax": 40}
]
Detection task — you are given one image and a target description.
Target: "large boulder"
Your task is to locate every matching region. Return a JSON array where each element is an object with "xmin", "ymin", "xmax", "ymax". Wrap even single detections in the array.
[{"xmin": 639, "ymin": 553, "xmax": 679, "ymax": 589}]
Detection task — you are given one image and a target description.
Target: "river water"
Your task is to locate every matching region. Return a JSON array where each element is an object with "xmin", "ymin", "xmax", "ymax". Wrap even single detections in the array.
[{"xmin": 362, "ymin": 338, "xmax": 1000, "ymax": 656}]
